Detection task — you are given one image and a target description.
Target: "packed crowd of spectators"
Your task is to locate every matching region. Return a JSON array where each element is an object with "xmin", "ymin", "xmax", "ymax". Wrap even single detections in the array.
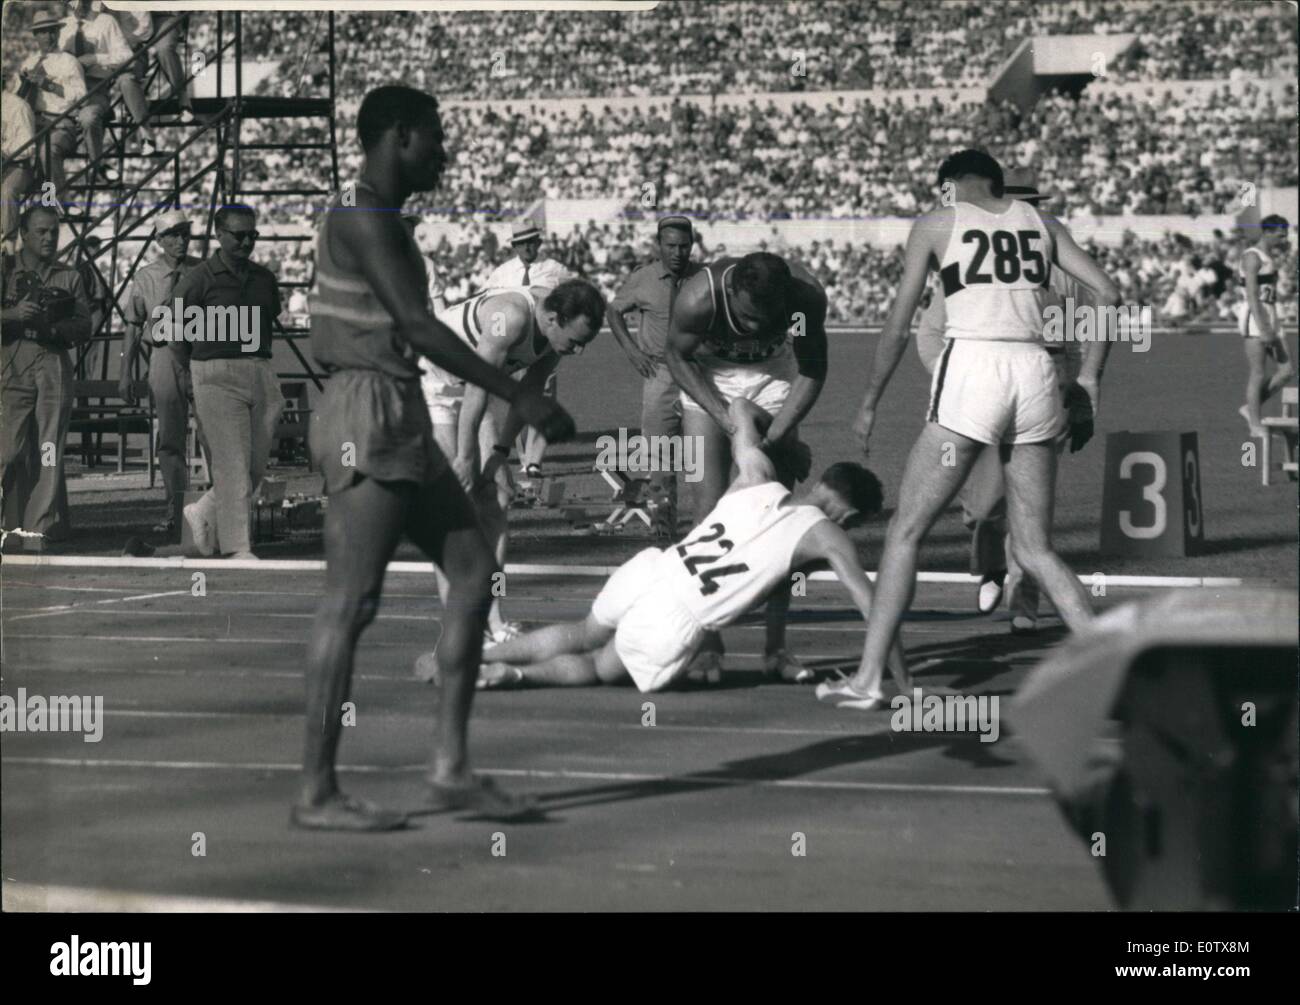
[
  {"xmin": 238, "ymin": 1, "xmax": 1296, "ymax": 100},
  {"xmin": 296, "ymin": 83, "xmax": 1295, "ymax": 223}
]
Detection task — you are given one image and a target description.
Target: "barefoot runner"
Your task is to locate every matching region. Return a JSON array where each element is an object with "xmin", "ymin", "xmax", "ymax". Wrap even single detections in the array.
[{"xmin": 293, "ymin": 86, "xmax": 574, "ymax": 831}]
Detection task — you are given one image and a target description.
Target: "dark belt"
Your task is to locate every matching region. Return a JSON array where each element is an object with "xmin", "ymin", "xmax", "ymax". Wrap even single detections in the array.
[{"xmin": 1043, "ymin": 345, "xmax": 1065, "ymax": 356}]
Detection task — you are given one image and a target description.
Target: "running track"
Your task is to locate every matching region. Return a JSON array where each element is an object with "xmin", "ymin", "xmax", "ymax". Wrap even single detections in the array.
[{"xmin": 2, "ymin": 563, "xmax": 1186, "ymax": 911}]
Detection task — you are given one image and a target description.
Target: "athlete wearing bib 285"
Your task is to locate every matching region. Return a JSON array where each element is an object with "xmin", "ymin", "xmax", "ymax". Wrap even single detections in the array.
[
  {"xmin": 460, "ymin": 398, "xmax": 909, "ymax": 701},
  {"xmin": 840, "ymin": 149, "xmax": 1121, "ymax": 708}
]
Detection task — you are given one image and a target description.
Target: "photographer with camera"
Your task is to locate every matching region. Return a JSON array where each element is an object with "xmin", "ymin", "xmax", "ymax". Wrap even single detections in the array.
[{"xmin": 1, "ymin": 205, "xmax": 91, "ymax": 551}]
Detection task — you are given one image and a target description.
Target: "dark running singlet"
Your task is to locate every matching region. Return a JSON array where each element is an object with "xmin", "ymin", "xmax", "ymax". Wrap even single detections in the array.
[{"xmin": 699, "ymin": 258, "xmax": 790, "ymax": 364}]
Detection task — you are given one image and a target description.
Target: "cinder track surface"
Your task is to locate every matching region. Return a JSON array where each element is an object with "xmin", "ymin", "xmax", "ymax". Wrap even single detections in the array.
[{"xmin": 1, "ymin": 565, "xmax": 1179, "ymax": 911}]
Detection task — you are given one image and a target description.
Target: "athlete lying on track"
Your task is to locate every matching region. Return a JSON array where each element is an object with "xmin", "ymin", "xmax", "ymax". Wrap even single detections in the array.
[{"xmin": 416, "ymin": 399, "xmax": 911, "ymax": 706}]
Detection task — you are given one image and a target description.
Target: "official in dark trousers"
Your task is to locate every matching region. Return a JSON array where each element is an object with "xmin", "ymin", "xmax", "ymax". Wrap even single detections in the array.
[
  {"xmin": 120, "ymin": 208, "xmax": 202, "ymax": 538},
  {"xmin": 606, "ymin": 215, "xmax": 701, "ymax": 518}
]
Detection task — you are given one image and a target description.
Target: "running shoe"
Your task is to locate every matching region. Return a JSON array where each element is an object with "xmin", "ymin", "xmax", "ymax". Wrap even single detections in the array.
[
  {"xmin": 485, "ymin": 621, "xmax": 524, "ymax": 645},
  {"xmin": 1010, "ymin": 615, "xmax": 1038, "ymax": 635},
  {"xmin": 977, "ymin": 571, "xmax": 1006, "ymax": 614},
  {"xmin": 477, "ymin": 662, "xmax": 525, "ymax": 690},
  {"xmin": 764, "ymin": 649, "xmax": 815, "ymax": 683},
  {"xmin": 815, "ymin": 672, "xmax": 888, "ymax": 710},
  {"xmin": 685, "ymin": 648, "xmax": 723, "ymax": 685}
]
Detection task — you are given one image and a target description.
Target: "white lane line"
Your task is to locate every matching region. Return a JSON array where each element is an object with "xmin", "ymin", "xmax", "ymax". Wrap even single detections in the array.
[
  {"xmin": 0, "ymin": 554, "xmax": 1242, "ymax": 588},
  {"xmin": 56, "ymin": 709, "xmax": 900, "ymax": 738},
  {"xmin": 6, "ymin": 590, "xmax": 189, "ymax": 622},
  {"xmin": 1, "ymin": 621, "xmax": 982, "ymax": 644},
  {"xmin": 1, "ymin": 756, "xmax": 1049, "ymax": 797},
  {"xmin": 0, "ymin": 653, "xmax": 878, "ymax": 681},
  {"xmin": 2, "ymin": 882, "xmax": 365, "ymax": 914}
]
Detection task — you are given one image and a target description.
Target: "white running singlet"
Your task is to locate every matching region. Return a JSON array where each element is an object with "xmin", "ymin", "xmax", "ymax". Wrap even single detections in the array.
[
  {"xmin": 657, "ymin": 482, "xmax": 828, "ymax": 630},
  {"xmin": 1237, "ymin": 247, "xmax": 1278, "ymax": 338},
  {"xmin": 938, "ymin": 200, "xmax": 1055, "ymax": 342},
  {"xmin": 433, "ymin": 287, "xmax": 550, "ymax": 374}
]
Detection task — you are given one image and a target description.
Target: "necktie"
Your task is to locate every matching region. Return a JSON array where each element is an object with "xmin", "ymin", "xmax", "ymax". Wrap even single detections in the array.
[
  {"xmin": 72, "ymin": 20, "xmax": 88, "ymax": 58},
  {"xmin": 160, "ymin": 269, "xmax": 180, "ymax": 344},
  {"xmin": 522, "ymin": 264, "xmax": 530, "ymax": 286}
]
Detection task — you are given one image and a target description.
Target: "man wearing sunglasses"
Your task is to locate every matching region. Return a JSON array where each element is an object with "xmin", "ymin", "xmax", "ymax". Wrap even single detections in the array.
[
  {"xmin": 172, "ymin": 203, "xmax": 282, "ymax": 559},
  {"xmin": 120, "ymin": 209, "xmax": 203, "ymax": 539}
]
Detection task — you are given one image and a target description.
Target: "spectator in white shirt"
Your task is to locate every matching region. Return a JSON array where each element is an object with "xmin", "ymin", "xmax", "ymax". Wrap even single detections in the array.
[
  {"xmin": 61, "ymin": 0, "xmax": 156, "ymax": 174},
  {"xmin": 1, "ymin": 85, "xmax": 38, "ymax": 251},
  {"xmin": 18, "ymin": 16, "xmax": 89, "ymax": 196},
  {"xmin": 482, "ymin": 219, "xmax": 574, "ymax": 289}
]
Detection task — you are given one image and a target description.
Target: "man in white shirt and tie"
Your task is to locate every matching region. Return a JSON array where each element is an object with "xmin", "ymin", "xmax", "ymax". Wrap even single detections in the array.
[
  {"xmin": 482, "ymin": 219, "xmax": 575, "ymax": 477},
  {"xmin": 61, "ymin": 0, "xmax": 156, "ymax": 174},
  {"xmin": 1, "ymin": 85, "xmax": 37, "ymax": 252}
]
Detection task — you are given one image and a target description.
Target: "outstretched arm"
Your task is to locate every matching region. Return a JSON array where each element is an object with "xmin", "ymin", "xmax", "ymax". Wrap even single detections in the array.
[
  {"xmin": 1044, "ymin": 217, "xmax": 1119, "ymax": 388},
  {"xmin": 801, "ymin": 522, "xmax": 911, "ymax": 692},
  {"xmin": 852, "ymin": 211, "xmax": 945, "ymax": 452},
  {"xmin": 766, "ymin": 266, "xmax": 828, "ymax": 445},
  {"xmin": 335, "ymin": 193, "xmax": 568, "ymax": 446},
  {"xmin": 665, "ymin": 273, "xmax": 732, "ymax": 432},
  {"xmin": 726, "ymin": 398, "xmax": 778, "ymax": 491}
]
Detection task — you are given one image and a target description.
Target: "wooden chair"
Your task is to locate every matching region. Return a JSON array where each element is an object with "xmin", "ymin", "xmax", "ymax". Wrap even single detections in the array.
[
  {"xmin": 274, "ymin": 381, "xmax": 312, "ymax": 468},
  {"xmin": 1261, "ymin": 386, "xmax": 1298, "ymax": 486},
  {"xmin": 68, "ymin": 380, "xmax": 155, "ymax": 485}
]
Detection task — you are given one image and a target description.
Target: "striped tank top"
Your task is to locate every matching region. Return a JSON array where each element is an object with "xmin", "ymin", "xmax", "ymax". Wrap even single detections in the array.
[
  {"xmin": 308, "ymin": 181, "xmax": 423, "ymax": 380},
  {"xmin": 434, "ymin": 286, "xmax": 550, "ymax": 375}
]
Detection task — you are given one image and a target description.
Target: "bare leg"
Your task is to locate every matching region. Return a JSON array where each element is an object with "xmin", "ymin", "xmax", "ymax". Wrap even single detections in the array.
[
  {"xmin": 296, "ymin": 476, "xmax": 407, "ymax": 829},
  {"xmin": 405, "ymin": 470, "xmax": 498, "ymax": 787},
  {"xmin": 431, "ymin": 418, "xmax": 511, "ymax": 635},
  {"xmin": 1002, "ymin": 440, "xmax": 1092, "ymax": 632},
  {"xmin": 484, "ymin": 619, "xmax": 594, "ymax": 663},
  {"xmin": 1243, "ymin": 339, "xmax": 1271, "ymax": 432},
  {"xmin": 849, "ymin": 423, "xmax": 984, "ymax": 695},
  {"xmin": 482, "ymin": 617, "xmax": 622, "ymax": 687}
]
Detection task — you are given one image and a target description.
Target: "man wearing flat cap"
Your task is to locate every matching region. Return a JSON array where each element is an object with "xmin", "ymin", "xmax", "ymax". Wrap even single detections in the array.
[
  {"xmin": 483, "ymin": 218, "xmax": 575, "ymax": 476},
  {"xmin": 606, "ymin": 215, "xmax": 701, "ymax": 522},
  {"xmin": 119, "ymin": 208, "xmax": 203, "ymax": 538}
]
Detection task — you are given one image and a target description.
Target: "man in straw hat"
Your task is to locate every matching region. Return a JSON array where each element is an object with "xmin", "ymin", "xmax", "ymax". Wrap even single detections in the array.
[
  {"xmin": 483, "ymin": 218, "xmax": 574, "ymax": 478},
  {"xmin": 119, "ymin": 208, "xmax": 204, "ymax": 539}
]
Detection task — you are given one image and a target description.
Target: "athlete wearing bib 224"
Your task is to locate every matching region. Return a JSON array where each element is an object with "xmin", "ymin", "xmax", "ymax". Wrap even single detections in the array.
[
  {"xmin": 464, "ymin": 398, "xmax": 909, "ymax": 702},
  {"xmin": 843, "ymin": 149, "xmax": 1121, "ymax": 709}
]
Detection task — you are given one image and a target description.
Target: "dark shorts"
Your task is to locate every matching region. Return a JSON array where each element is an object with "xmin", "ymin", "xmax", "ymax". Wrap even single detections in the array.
[{"xmin": 310, "ymin": 369, "xmax": 447, "ymax": 495}]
